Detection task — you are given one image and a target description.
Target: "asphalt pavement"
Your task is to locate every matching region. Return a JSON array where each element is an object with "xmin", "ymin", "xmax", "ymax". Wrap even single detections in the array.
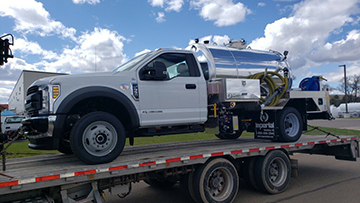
[{"xmin": 308, "ymin": 118, "xmax": 360, "ymax": 131}]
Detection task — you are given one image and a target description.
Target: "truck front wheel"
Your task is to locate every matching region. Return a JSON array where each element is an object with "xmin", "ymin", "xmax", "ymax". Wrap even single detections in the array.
[
  {"xmin": 70, "ymin": 111, "xmax": 126, "ymax": 164},
  {"xmin": 216, "ymin": 130, "xmax": 243, "ymax": 139}
]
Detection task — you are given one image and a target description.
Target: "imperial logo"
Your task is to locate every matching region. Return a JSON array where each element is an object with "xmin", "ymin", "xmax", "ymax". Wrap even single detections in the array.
[{"xmin": 260, "ymin": 112, "xmax": 269, "ymax": 122}]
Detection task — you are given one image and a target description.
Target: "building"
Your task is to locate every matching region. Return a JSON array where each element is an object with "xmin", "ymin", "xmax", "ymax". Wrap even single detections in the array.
[{"xmin": 9, "ymin": 70, "xmax": 67, "ymax": 115}]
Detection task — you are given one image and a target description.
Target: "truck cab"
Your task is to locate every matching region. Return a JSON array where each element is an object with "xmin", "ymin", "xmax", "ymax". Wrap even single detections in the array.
[{"xmin": 23, "ymin": 49, "xmax": 209, "ymax": 164}]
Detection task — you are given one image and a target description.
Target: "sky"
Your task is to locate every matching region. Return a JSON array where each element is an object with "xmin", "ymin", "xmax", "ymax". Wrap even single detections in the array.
[{"xmin": 1, "ymin": 0, "xmax": 360, "ymax": 104}]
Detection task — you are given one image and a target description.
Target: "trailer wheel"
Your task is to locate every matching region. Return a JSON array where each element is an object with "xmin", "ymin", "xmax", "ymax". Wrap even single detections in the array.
[
  {"xmin": 180, "ymin": 172, "xmax": 196, "ymax": 202},
  {"xmin": 193, "ymin": 158, "xmax": 239, "ymax": 203},
  {"xmin": 242, "ymin": 157, "xmax": 259, "ymax": 190},
  {"xmin": 277, "ymin": 107, "xmax": 302, "ymax": 142},
  {"xmin": 254, "ymin": 150, "xmax": 291, "ymax": 194},
  {"xmin": 144, "ymin": 179, "xmax": 177, "ymax": 189},
  {"xmin": 216, "ymin": 130, "xmax": 242, "ymax": 139},
  {"xmin": 70, "ymin": 111, "xmax": 126, "ymax": 164}
]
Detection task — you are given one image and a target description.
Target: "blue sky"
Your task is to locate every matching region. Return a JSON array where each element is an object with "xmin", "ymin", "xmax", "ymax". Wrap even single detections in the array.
[{"xmin": 1, "ymin": 0, "xmax": 360, "ymax": 104}]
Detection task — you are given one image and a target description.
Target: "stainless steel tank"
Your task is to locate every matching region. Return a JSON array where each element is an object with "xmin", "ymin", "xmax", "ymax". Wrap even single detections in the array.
[{"xmin": 186, "ymin": 43, "xmax": 290, "ymax": 80}]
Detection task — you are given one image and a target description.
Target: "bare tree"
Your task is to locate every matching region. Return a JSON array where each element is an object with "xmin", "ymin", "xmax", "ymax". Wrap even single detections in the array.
[{"xmin": 337, "ymin": 74, "xmax": 360, "ymax": 102}]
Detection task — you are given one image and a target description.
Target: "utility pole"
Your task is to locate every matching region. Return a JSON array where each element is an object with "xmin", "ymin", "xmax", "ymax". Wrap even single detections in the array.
[{"xmin": 339, "ymin": 64, "xmax": 349, "ymax": 116}]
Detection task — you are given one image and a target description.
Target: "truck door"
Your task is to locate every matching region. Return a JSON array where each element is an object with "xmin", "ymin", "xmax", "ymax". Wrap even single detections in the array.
[{"xmin": 138, "ymin": 53, "xmax": 206, "ymax": 127}]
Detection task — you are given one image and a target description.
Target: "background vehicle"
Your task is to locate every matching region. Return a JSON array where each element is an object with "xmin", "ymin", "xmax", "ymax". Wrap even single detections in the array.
[
  {"xmin": 23, "ymin": 39, "xmax": 331, "ymax": 164},
  {"xmin": 1, "ymin": 116, "xmax": 26, "ymax": 139}
]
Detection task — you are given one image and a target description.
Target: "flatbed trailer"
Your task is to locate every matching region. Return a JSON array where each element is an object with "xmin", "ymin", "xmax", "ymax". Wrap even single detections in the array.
[{"xmin": 0, "ymin": 135, "xmax": 359, "ymax": 203}]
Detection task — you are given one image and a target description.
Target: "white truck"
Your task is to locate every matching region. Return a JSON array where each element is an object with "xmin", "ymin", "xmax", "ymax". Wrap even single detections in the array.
[
  {"xmin": 1, "ymin": 116, "xmax": 26, "ymax": 138},
  {"xmin": 22, "ymin": 39, "xmax": 332, "ymax": 164}
]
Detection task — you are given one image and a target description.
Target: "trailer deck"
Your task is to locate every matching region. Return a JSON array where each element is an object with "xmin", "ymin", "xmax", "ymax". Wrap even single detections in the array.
[{"xmin": 1, "ymin": 135, "xmax": 358, "ymax": 197}]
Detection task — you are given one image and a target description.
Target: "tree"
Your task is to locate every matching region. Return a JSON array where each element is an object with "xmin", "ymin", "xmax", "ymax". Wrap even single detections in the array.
[{"xmin": 337, "ymin": 74, "xmax": 360, "ymax": 102}]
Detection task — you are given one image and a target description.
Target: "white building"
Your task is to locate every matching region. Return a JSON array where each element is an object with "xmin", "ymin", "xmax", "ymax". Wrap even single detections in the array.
[{"xmin": 9, "ymin": 70, "xmax": 67, "ymax": 115}]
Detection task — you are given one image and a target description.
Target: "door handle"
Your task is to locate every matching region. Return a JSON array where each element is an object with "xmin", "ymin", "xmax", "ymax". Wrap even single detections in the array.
[{"xmin": 186, "ymin": 84, "xmax": 196, "ymax": 89}]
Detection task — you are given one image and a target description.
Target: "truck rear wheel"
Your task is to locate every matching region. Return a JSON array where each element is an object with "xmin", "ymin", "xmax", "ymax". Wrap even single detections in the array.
[
  {"xmin": 70, "ymin": 111, "xmax": 126, "ymax": 164},
  {"xmin": 277, "ymin": 107, "xmax": 302, "ymax": 142},
  {"xmin": 254, "ymin": 150, "xmax": 291, "ymax": 194},
  {"xmin": 193, "ymin": 158, "xmax": 239, "ymax": 203}
]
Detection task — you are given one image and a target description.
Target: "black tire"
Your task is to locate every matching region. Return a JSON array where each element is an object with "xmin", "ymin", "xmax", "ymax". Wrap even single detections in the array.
[
  {"xmin": 180, "ymin": 172, "xmax": 196, "ymax": 202},
  {"xmin": 242, "ymin": 157, "xmax": 259, "ymax": 190},
  {"xmin": 277, "ymin": 107, "xmax": 302, "ymax": 142},
  {"xmin": 254, "ymin": 150, "xmax": 291, "ymax": 194},
  {"xmin": 144, "ymin": 179, "xmax": 177, "ymax": 189},
  {"xmin": 193, "ymin": 158, "xmax": 239, "ymax": 203},
  {"xmin": 216, "ymin": 130, "xmax": 243, "ymax": 140},
  {"xmin": 58, "ymin": 141, "xmax": 73, "ymax": 155},
  {"xmin": 70, "ymin": 111, "xmax": 126, "ymax": 164}
]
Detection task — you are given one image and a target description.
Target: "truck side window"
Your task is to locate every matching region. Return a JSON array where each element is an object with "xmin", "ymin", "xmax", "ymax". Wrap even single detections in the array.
[{"xmin": 142, "ymin": 53, "xmax": 193, "ymax": 80}]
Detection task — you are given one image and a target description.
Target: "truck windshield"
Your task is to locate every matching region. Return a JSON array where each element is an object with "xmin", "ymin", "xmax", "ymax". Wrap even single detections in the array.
[
  {"xmin": 113, "ymin": 52, "xmax": 151, "ymax": 72},
  {"xmin": 5, "ymin": 117, "xmax": 25, "ymax": 123}
]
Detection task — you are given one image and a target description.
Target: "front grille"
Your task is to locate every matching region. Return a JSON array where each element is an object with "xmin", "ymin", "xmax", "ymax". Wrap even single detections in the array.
[
  {"xmin": 27, "ymin": 86, "xmax": 39, "ymax": 96},
  {"xmin": 25, "ymin": 86, "xmax": 42, "ymax": 117}
]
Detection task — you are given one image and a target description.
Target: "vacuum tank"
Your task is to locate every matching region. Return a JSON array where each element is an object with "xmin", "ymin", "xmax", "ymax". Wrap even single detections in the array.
[{"xmin": 186, "ymin": 41, "xmax": 290, "ymax": 80}]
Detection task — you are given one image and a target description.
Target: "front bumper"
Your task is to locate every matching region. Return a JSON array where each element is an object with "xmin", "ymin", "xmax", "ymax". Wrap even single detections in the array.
[{"xmin": 22, "ymin": 116, "xmax": 56, "ymax": 138}]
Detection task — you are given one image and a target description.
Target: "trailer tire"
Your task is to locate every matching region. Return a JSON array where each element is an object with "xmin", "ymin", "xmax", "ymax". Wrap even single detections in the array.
[
  {"xmin": 242, "ymin": 157, "xmax": 259, "ymax": 190},
  {"xmin": 277, "ymin": 107, "xmax": 302, "ymax": 142},
  {"xmin": 254, "ymin": 150, "xmax": 291, "ymax": 194},
  {"xmin": 180, "ymin": 172, "xmax": 196, "ymax": 202},
  {"xmin": 193, "ymin": 158, "xmax": 239, "ymax": 203},
  {"xmin": 216, "ymin": 130, "xmax": 242, "ymax": 139},
  {"xmin": 70, "ymin": 111, "xmax": 126, "ymax": 164}
]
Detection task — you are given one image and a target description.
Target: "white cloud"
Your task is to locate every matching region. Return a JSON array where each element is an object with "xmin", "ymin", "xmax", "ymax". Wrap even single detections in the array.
[
  {"xmin": 311, "ymin": 30, "xmax": 360, "ymax": 63},
  {"xmin": 190, "ymin": 0, "xmax": 251, "ymax": 26},
  {"xmin": 156, "ymin": 12, "xmax": 166, "ymax": 23},
  {"xmin": 258, "ymin": 2, "xmax": 266, "ymax": 7},
  {"xmin": 37, "ymin": 28, "xmax": 128, "ymax": 73},
  {"xmin": 0, "ymin": 88, "xmax": 13, "ymax": 103},
  {"xmin": 165, "ymin": 0, "xmax": 184, "ymax": 12},
  {"xmin": 0, "ymin": 0, "xmax": 76, "ymax": 40},
  {"xmin": 249, "ymin": 0, "xmax": 360, "ymax": 71},
  {"xmin": 149, "ymin": 0, "xmax": 165, "ymax": 7},
  {"xmin": 188, "ymin": 35, "xmax": 230, "ymax": 45},
  {"xmin": 13, "ymin": 38, "xmax": 58, "ymax": 60},
  {"xmin": 135, "ymin": 49, "xmax": 152, "ymax": 57},
  {"xmin": 72, "ymin": 0, "xmax": 101, "ymax": 5},
  {"xmin": 149, "ymin": 0, "xmax": 184, "ymax": 12}
]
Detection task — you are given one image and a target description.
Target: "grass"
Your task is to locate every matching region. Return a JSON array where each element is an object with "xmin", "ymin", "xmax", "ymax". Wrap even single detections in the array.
[{"xmin": 1, "ymin": 126, "xmax": 359, "ymax": 160}]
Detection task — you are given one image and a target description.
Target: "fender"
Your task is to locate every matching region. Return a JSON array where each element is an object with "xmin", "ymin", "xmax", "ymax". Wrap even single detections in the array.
[{"xmin": 56, "ymin": 86, "xmax": 140, "ymax": 128}]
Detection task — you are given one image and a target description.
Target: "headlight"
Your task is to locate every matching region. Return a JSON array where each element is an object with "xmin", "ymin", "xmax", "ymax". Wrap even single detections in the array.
[{"xmin": 38, "ymin": 84, "xmax": 60, "ymax": 114}]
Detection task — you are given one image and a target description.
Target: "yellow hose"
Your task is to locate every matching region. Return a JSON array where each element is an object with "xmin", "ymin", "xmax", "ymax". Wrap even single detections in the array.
[{"xmin": 247, "ymin": 71, "xmax": 288, "ymax": 107}]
